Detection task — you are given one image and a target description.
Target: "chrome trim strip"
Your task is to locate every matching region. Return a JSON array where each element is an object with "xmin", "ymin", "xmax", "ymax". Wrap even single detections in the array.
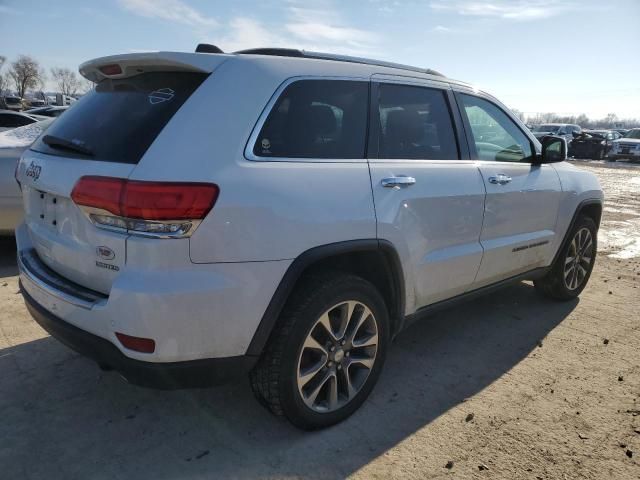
[
  {"xmin": 18, "ymin": 249, "xmax": 106, "ymax": 310},
  {"xmin": 79, "ymin": 206, "xmax": 201, "ymax": 239}
]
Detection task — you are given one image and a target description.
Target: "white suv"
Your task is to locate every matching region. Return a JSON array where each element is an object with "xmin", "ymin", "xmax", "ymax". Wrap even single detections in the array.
[{"xmin": 15, "ymin": 47, "xmax": 603, "ymax": 430}]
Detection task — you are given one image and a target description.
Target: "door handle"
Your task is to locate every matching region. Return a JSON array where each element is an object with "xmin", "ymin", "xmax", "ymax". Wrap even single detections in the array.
[
  {"xmin": 488, "ymin": 174, "xmax": 512, "ymax": 185},
  {"xmin": 381, "ymin": 176, "xmax": 416, "ymax": 188}
]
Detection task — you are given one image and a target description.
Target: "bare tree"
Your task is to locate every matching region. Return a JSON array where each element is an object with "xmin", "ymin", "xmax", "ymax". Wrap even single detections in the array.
[
  {"xmin": 511, "ymin": 108, "xmax": 525, "ymax": 122},
  {"xmin": 78, "ymin": 76, "xmax": 95, "ymax": 95},
  {"xmin": 604, "ymin": 113, "xmax": 618, "ymax": 128},
  {"xmin": 0, "ymin": 74, "xmax": 5, "ymax": 95},
  {"xmin": 51, "ymin": 67, "xmax": 82, "ymax": 96},
  {"xmin": 0, "ymin": 56, "xmax": 6, "ymax": 95},
  {"xmin": 8, "ymin": 55, "xmax": 45, "ymax": 98}
]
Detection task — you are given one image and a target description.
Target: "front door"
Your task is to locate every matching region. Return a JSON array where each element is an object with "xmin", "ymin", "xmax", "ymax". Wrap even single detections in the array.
[
  {"xmin": 456, "ymin": 92, "xmax": 563, "ymax": 287},
  {"xmin": 368, "ymin": 80, "xmax": 486, "ymax": 311}
]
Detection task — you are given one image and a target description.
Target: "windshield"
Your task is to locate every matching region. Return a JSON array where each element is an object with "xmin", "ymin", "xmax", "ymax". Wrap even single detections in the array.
[
  {"xmin": 534, "ymin": 124, "xmax": 560, "ymax": 133},
  {"xmin": 5, "ymin": 97, "xmax": 21, "ymax": 105},
  {"xmin": 623, "ymin": 129, "xmax": 640, "ymax": 139}
]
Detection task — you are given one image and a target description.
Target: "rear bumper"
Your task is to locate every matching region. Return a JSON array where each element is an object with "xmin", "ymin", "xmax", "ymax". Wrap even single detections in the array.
[
  {"xmin": 22, "ymin": 286, "xmax": 256, "ymax": 389},
  {"xmin": 15, "ymin": 222, "xmax": 290, "ymax": 363}
]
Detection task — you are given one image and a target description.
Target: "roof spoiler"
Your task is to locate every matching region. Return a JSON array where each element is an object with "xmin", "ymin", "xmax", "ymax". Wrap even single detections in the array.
[{"xmin": 79, "ymin": 51, "xmax": 227, "ymax": 82}]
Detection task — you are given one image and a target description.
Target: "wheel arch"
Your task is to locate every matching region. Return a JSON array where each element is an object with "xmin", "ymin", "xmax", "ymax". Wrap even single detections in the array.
[
  {"xmin": 552, "ymin": 198, "xmax": 602, "ymax": 266},
  {"xmin": 246, "ymin": 239, "xmax": 406, "ymax": 356}
]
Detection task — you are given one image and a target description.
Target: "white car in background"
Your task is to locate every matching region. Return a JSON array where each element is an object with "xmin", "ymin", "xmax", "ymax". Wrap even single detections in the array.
[
  {"xmin": 608, "ymin": 128, "xmax": 640, "ymax": 161},
  {"xmin": 0, "ymin": 118, "xmax": 54, "ymax": 235}
]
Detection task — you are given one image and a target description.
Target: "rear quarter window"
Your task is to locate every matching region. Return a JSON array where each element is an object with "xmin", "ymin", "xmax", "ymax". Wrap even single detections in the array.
[
  {"xmin": 31, "ymin": 71, "xmax": 207, "ymax": 164},
  {"xmin": 253, "ymin": 79, "xmax": 368, "ymax": 159}
]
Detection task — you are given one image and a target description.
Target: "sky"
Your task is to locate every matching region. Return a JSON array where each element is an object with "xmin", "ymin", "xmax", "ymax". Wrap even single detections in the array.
[{"xmin": 1, "ymin": 0, "xmax": 639, "ymax": 119}]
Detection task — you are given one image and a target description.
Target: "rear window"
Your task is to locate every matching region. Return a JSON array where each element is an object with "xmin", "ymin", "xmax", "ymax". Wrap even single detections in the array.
[
  {"xmin": 253, "ymin": 80, "xmax": 368, "ymax": 159},
  {"xmin": 376, "ymin": 83, "xmax": 459, "ymax": 160},
  {"xmin": 31, "ymin": 72, "xmax": 207, "ymax": 164}
]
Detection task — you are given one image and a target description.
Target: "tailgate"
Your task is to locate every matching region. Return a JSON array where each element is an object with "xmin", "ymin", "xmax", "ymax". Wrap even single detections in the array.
[
  {"xmin": 18, "ymin": 151, "xmax": 134, "ymax": 294},
  {"xmin": 15, "ymin": 67, "xmax": 211, "ymax": 295}
]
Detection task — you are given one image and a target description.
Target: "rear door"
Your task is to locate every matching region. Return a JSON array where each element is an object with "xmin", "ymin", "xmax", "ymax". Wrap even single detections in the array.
[
  {"xmin": 368, "ymin": 77, "xmax": 486, "ymax": 310},
  {"xmin": 17, "ymin": 69, "xmax": 209, "ymax": 294},
  {"xmin": 455, "ymin": 91, "xmax": 562, "ymax": 287}
]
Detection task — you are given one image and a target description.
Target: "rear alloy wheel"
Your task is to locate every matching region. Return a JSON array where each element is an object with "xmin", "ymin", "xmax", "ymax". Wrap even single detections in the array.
[
  {"xmin": 535, "ymin": 215, "xmax": 597, "ymax": 300},
  {"xmin": 250, "ymin": 273, "xmax": 388, "ymax": 430},
  {"xmin": 297, "ymin": 301, "xmax": 378, "ymax": 413}
]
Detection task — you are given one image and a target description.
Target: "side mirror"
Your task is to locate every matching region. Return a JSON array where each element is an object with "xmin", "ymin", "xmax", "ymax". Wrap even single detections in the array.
[{"xmin": 539, "ymin": 135, "xmax": 567, "ymax": 163}]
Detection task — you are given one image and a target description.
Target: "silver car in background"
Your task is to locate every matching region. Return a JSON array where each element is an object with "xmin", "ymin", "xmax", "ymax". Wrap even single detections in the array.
[{"xmin": 0, "ymin": 118, "xmax": 54, "ymax": 235}]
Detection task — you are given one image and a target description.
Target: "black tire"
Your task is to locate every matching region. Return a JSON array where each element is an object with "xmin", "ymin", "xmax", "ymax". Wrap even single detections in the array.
[
  {"xmin": 534, "ymin": 215, "xmax": 597, "ymax": 300},
  {"xmin": 250, "ymin": 272, "xmax": 389, "ymax": 430}
]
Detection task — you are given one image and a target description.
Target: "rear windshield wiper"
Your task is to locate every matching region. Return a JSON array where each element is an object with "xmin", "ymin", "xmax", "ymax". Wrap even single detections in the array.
[{"xmin": 42, "ymin": 135, "xmax": 94, "ymax": 157}]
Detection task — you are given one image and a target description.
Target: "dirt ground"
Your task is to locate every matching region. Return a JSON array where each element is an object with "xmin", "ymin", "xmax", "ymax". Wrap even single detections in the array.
[{"xmin": 1, "ymin": 160, "xmax": 639, "ymax": 479}]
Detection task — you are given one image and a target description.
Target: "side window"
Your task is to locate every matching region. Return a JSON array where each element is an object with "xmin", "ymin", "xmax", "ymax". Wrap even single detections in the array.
[
  {"xmin": 14, "ymin": 116, "xmax": 34, "ymax": 127},
  {"xmin": 377, "ymin": 83, "xmax": 459, "ymax": 160},
  {"xmin": 459, "ymin": 94, "xmax": 534, "ymax": 163},
  {"xmin": 253, "ymin": 80, "xmax": 368, "ymax": 159},
  {"xmin": 0, "ymin": 114, "xmax": 27, "ymax": 128}
]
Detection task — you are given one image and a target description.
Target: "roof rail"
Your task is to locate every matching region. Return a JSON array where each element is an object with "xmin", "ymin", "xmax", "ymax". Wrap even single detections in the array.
[{"xmin": 234, "ymin": 48, "xmax": 445, "ymax": 77}]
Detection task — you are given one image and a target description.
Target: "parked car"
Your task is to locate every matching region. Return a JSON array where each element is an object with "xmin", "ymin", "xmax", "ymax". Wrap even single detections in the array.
[
  {"xmin": 2, "ymin": 96, "xmax": 24, "ymax": 112},
  {"xmin": 613, "ymin": 128, "xmax": 629, "ymax": 136},
  {"xmin": 570, "ymin": 129, "xmax": 622, "ymax": 159},
  {"xmin": 15, "ymin": 47, "xmax": 603, "ymax": 430},
  {"xmin": 0, "ymin": 118, "xmax": 54, "ymax": 236},
  {"xmin": 532, "ymin": 123, "xmax": 582, "ymax": 145},
  {"xmin": 608, "ymin": 128, "xmax": 640, "ymax": 162},
  {"xmin": 27, "ymin": 98, "xmax": 48, "ymax": 108},
  {"xmin": 24, "ymin": 106, "xmax": 68, "ymax": 118},
  {"xmin": 0, "ymin": 110, "xmax": 48, "ymax": 133}
]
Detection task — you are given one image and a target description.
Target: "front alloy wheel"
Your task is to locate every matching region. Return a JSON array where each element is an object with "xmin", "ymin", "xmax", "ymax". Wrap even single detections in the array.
[
  {"xmin": 534, "ymin": 215, "xmax": 597, "ymax": 300},
  {"xmin": 563, "ymin": 227, "xmax": 594, "ymax": 291}
]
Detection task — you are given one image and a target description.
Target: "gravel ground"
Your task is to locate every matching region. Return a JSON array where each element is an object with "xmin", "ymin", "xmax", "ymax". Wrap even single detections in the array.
[{"xmin": 0, "ymin": 159, "xmax": 639, "ymax": 479}]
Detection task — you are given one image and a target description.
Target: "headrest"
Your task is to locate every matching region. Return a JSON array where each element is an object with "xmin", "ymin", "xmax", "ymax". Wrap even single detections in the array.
[
  {"xmin": 385, "ymin": 109, "xmax": 423, "ymax": 145},
  {"xmin": 307, "ymin": 104, "xmax": 337, "ymax": 136}
]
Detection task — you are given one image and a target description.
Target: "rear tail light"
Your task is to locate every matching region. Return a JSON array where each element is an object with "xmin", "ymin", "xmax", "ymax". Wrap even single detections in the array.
[
  {"xmin": 116, "ymin": 332, "xmax": 155, "ymax": 353},
  {"xmin": 71, "ymin": 176, "xmax": 219, "ymax": 238}
]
